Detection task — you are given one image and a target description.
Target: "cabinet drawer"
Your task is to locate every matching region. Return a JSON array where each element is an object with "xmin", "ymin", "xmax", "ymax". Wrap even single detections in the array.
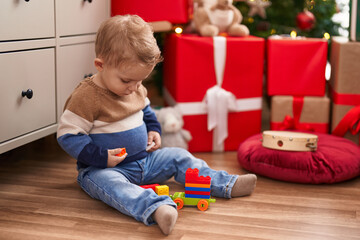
[
  {"xmin": 0, "ymin": 1, "xmax": 55, "ymax": 41},
  {"xmin": 56, "ymin": 0, "xmax": 109, "ymax": 37},
  {"xmin": 58, "ymin": 42, "xmax": 97, "ymax": 115},
  {"xmin": 0, "ymin": 48, "xmax": 56, "ymax": 143}
]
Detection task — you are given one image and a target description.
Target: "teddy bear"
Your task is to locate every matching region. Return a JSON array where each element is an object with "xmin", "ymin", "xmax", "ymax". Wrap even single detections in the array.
[
  {"xmin": 154, "ymin": 107, "xmax": 192, "ymax": 150},
  {"xmin": 193, "ymin": 0, "xmax": 249, "ymax": 37}
]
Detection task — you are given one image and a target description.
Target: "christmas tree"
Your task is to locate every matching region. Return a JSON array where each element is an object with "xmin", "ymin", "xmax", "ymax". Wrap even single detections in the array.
[{"xmin": 234, "ymin": 0, "xmax": 342, "ymax": 38}]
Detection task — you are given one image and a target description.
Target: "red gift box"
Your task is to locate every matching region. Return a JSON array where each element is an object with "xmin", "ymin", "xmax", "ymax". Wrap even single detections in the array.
[
  {"xmin": 111, "ymin": 0, "xmax": 190, "ymax": 24},
  {"xmin": 163, "ymin": 34, "xmax": 265, "ymax": 152},
  {"xmin": 267, "ymin": 37, "xmax": 328, "ymax": 96}
]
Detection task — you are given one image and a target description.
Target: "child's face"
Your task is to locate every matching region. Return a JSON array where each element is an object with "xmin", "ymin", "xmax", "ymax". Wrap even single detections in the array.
[{"xmin": 97, "ymin": 61, "xmax": 154, "ymax": 96}]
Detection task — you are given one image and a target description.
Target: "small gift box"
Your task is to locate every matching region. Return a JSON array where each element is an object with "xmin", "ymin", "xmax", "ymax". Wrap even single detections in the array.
[
  {"xmin": 267, "ymin": 36, "xmax": 328, "ymax": 96},
  {"xmin": 330, "ymin": 37, "xmax": 360, "ymax": 144},
  {"xmin": 270, "ymin": 95, "xmax": 330, "ymax": 133},
  {"xmin": 163, "ymin": 34, "xmax": 265, "ymax": 152}
]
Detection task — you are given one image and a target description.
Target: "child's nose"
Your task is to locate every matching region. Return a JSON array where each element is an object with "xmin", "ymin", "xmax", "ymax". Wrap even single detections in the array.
[
  {"xmin": 129, "ymin": 83, "xmax": 139, "ymax": 91},
  {"xmin": 129, "ymin": 82, "xmax": 141, "ymax": 91}
]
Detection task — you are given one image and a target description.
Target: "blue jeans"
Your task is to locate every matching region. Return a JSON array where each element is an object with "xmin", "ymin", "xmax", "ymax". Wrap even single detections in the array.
[{"xmin": 77, "ymin": 147, "xmax": 238, "ymax": 225}]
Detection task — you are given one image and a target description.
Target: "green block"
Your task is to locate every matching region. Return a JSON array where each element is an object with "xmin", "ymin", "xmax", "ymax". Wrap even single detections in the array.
[{"xmin": 170, "ymin": 192, "xmax": 216, "ymax": 207}]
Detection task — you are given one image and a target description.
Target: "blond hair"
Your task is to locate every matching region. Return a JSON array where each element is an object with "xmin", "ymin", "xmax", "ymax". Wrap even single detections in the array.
[{"xmin": 95, "ymin": 15, "xmax": 162, "ymax": 67}]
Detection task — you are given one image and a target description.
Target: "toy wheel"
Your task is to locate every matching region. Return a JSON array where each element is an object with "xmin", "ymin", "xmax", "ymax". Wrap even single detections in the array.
[
  {"xmin": 197, "ymin": 199, "xmax": 209, "ymax": 211},
  {"xmin": 173, "ymin": 198, "xmax": 184, "ymax": 210}
]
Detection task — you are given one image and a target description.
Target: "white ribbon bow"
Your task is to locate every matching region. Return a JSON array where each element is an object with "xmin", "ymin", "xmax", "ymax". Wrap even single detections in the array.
[
  {"xmin": 205, "ymin": 85, "xmax": 237, "ymax": 150},
  {"xmin": 204, "ymin": 36, "xmax": 237, "ymax": 152}
]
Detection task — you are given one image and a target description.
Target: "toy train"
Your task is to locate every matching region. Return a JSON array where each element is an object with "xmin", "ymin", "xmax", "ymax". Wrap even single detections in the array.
[{"xmin": 140, "ymin": 168, "xmax": 216, "ymax": 211}]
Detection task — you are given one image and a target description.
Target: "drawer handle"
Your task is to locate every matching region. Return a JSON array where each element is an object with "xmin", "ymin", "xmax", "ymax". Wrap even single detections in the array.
[
  {"xmin": 22, "ymin": 89, "xmax": 33, "ymax": 99},
  {"xmin": 25, "ymin": 0, "xmax": 30, "ymax": 2},
  {"xmin": 84, "ymin": 0, "xmax": 93, "ymax": 3}
]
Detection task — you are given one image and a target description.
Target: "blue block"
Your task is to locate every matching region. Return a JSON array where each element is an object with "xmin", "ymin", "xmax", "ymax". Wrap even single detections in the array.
[
  {"xmin": 185, "ymin": 194, "xmax": 211, "ymax": 199},
  {"xmin": 185, "ymin": 187, "xmax": 211, "ymax": 192}
]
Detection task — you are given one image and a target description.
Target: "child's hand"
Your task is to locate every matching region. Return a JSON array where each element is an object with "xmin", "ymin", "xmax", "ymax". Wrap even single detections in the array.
[
  {"xmin": 107, "ymin": 148, "xmax": 128, "ymax": 168},
  {"xmin": 147, "ymin": 131, "xmax": 161, "ymax": 152}
]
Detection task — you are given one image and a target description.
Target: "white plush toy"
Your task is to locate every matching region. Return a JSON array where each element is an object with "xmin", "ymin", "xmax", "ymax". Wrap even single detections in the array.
[{"xmin": 154, "ymin": 107, "xmax": 192, "ymax": 150}]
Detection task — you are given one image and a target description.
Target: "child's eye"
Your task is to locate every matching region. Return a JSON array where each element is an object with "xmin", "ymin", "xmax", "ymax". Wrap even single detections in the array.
[{"xmin": 121, "ymin": 79, "xmax": 131, "ymax": 84}]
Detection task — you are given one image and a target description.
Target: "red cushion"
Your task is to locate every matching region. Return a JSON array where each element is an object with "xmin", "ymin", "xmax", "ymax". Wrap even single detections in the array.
[{"xmin": 237, "ymin": 132, "xmax": 360, "ymax": 184}]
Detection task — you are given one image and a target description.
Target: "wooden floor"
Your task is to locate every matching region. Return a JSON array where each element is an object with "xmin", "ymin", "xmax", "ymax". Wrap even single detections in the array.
[{"xmin": 0, "ymin": 135, "xmax": 359, "ymax": 240}]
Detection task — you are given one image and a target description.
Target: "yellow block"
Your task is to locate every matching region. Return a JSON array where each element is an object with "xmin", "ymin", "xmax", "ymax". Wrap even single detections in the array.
[{"xmin": 155, "ymin": 185, "xmax": 169, "ymax": 196}]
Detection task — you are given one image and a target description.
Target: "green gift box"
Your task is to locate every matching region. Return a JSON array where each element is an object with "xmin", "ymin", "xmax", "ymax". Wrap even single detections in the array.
[{"xmin": 350, "ymin": 0, "xmax": 360, "ymax": 41}]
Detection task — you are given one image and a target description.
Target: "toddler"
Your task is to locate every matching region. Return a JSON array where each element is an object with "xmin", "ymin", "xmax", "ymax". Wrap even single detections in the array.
[{"xmin": 57, "ymin": 15, "xmax": 256, "ymax": 235}]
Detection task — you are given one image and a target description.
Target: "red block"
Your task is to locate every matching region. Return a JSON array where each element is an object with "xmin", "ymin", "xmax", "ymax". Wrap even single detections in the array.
[
  {"xmin": 140, "ymin": 184, "xmax": 160, "ymax": 192},
  {"xmin": 163, "ymin": 34, "xmax": 265, "ymax": 152},
  {"xmin": 185, "ymin": 168, "xmax": 211, "ymax": 185},
  {"xmin": 267, "ymin": 37, "xmax": 328, "ymax": 96},
  {"xmin": 115, "ymin": 148, "xmax": 126, "ymax": 157},
  {"xmin": 111, "ymin": 0, "xmax": 190, "ymax": 24},
  {"xmin": 184, "ymin": 191, "xmax": 211, "ymax": 196}
]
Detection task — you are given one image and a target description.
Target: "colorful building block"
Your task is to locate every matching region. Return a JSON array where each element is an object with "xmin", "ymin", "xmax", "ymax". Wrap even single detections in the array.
[
  {"xmin": 170, "ymin": 192, "xmax": 216, "ymax": 211},
  {"xmin": 185, "ymin": 168, "xmax": 211, "ymax": 185},
  {"xmin": 155, "ymin": 185, "xmax": 169, "ymax": 196},
  {"xmin": 140, "ymin": 184, "xmax": 160, "ymax": 192},
  {"xmin": 185, "ymin": 168, "xmax": 211, "ymax": 199},
  {"xmin": 116, "ymin": 148, "xmax": 127, "ymax": 157},
  {"xmin": 139, "ymin": 169, "xmax": 216, "ymax": 211}
]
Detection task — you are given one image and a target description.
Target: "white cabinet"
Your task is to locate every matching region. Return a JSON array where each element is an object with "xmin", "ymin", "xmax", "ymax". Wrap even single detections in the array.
[
  {"xmin": 0, "ymin": 0, "xmax": 55, "ymax": 41},
  {"xmin": 58, "ymin": 42, "xmax": 97, "ymax": 114},
  {"xmin": 56, "ymin": 0, "xmax": 108, "ymax": 37},
  {"xmin": 56, "ymin": 0, "xmax": 110, "ymax": 117},
  {"xmin": 0, "ymin": 48, "xmax": 56, "ymax": 143},
  {"xmin": 0, "ymin": 0, "xmax": 110, "ymax": 154}
]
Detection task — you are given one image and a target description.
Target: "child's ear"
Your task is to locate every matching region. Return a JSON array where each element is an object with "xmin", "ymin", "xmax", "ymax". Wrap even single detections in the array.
[{"xmin": 94, "ymin": 58, "xmax": 104, "ymax": 71}]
